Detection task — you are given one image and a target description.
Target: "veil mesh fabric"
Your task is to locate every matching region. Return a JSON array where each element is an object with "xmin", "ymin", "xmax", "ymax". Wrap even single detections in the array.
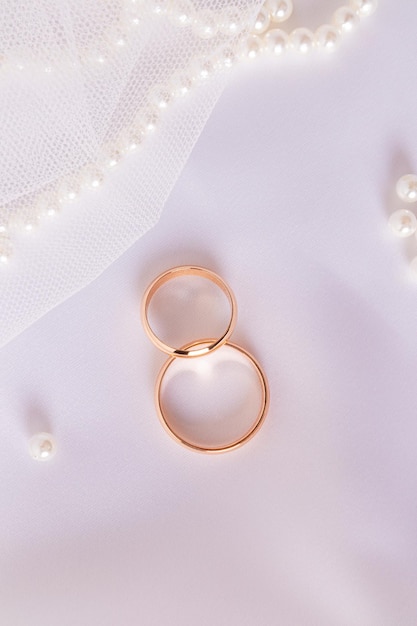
[{"xmin": 0, "ymin": 0, "xmax": 260, "ymax": 347}]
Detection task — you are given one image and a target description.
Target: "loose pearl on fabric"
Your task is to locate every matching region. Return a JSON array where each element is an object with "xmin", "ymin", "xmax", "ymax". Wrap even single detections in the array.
[
  {"xmin": 349, "ymin": 0, "xmax": 378, "ymax": 17},
  {"xmin": 264, "ymin": 29, "xmax": 289, "ymax": 56},
  {"xmin": 253, "ymin": 7, "xmax": 271, "ymax": 35},
  {"xmin": 388, "ymin": 209, "xmax": 417, "ymax": 237},
  {"xmin": 396, "ymin": 174, "xmax": 417, "ymax": 203},
  {"xmin": 290, "ymin": 28, "xmax": 315, "ymax": 54},
  {"xmin": 29, "ymin": 432, "xmax": 57, "ymax": 461},
  {"xmin": 332, "ymin": 7, "xmax": 360, "ymax": 33},
  {"xmin": 315, "ymin": 24, "xmax": 341, "ymax": 52},
  {"xmin": 266, "ymin": 0, "xmax": 293, "ymax": 23}
]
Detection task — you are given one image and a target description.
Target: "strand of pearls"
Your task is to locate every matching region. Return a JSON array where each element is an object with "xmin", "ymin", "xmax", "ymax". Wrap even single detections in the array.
[
  {"xmin": 0, "ymin": 0, "xmax": 252, "ymax": 76},
  {"xmin": 243, "ymin": 0, "xmax": 377, "ymax": 58},
  {"xmin": 0, "ymin": 0, "xmax": 378, "ymax": 76},
  {"xmin": 0, "ymin": 0, "xmax": 378, "ymax": 266}
]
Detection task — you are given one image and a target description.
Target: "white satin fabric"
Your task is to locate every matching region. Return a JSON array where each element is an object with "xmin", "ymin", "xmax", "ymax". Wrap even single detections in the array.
[{"xmin": 1, "ymin": 1, "xmax": 417, "ymax": 625}]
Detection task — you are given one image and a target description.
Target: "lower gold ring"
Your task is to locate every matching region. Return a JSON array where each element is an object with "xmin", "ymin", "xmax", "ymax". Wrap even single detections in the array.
[{"xmin": 155, "ymin": 340, "xmax": 270, "ymax": 454}]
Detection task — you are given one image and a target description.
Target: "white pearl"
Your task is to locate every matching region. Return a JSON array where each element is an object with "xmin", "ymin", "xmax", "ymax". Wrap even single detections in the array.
[
  {"xmin": 122, "ymin": 5, "xmax": 142, "ymax": 28},
  {"xmin": 122, "ymin": 128, "xmax": 145, "ymax": 153},
  {"xmin": 388, "ymin": 209, "xmax": 417, "ymax": 237},
  {"xmin": 29, "ymin": 432, "xmax": 57, "ymax": 461},
  {"xmin": 253, "ymin": 7, "xmax": 271, "ymax": 35},
  {"xmin": 151, "ymin": 0, "xmax": 169, "ymax": 15},
  {"xmin": 23, "ymin": 213, "xmax": 40, "ymax": 232},
  {"xmin": 23, "ymin": 215, "xmax": 39, "ymax": 233},
  {"xmin": 349, "ymin": 0, "xmax": 378, "ymax": 17},
  {"xmin": 170, "ymin": 71, "xmax": 194, "ymax": 97},
  {"xmin": 265, "ymin": 0, "xmax": 293, "ymax": 23},
  {"xmin": 149, "ymin": 84, "xmax": 173, "ymax": 110},
  {"xmin": 216, "ymin": 45, "xmax": 238, "ymax": 69},
  {"xmin": 264, "ymin": 29, "xmax": 289, "ymax": 56},
  {"xmin": 36, "ymin": 193, "xmax": 61, "ymax": 218},
  {"xmin": 0, "ymin": 234, "xmax": 13, "ymax": 265},
  {"xmin": 144, "ymin": 109, "xmax": 160, "ymax": 132},
  {"xmin": 85, "ymin": 48, "xmax": 108, "ymax": 66},
  {"xmin": 240, "ymin": 35, "xmax": 263, "ymax": 60},
  {"xmin": 290, "ymin": 28, "xmax": 316, "ymax": 54},
  {"xmin": 14, "ymin": 57, "xmax": 26, "ymax": 72},
  {"xmin": 332, "ymin": 7, "xmax": 360, "ymax": 33},
  {"xmin": 80, "ymin": 165, "xmax": 104, "ymax": 190},
  {"xmin": 219, "ymin": 9, "xmax": 245, "ymax": 36},
  {"xmin": 136, "ymin": 108, "xmax": 160, "ymax": 133},
  {"xmin": 100, "ymin": 144, "xmax": 124, "ymax": 169},
  {"xmin": 190, "ymin": 57, "xmax": 216, "ymax": 81},
  {"xmin": 193, "ymin": 10, "xmax": 218, "ymax": 39},
  {"xmin": 7, "ymin": 213, "xmax": 25, "ymax": 232},
  {"xmin": 168, "ymin": 0, "xmax": 195, "ymax": 27},
  {"xmin": 58, "ymin": 179, "xmax": 80, "ymax": 203},
  {"xmin": 396, "ymin": 174, "xmax": 417, "ymax": 203},
  {"xmin": 315, "ymin": 24, "xmax": 341, "ymax": 52},
  {"xmin": 108, "ymin": 26, "xmax": 129, "ymax": 48}
]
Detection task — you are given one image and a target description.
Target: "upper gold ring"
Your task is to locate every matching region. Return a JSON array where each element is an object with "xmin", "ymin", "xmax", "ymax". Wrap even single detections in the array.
[{"xmin": 141, "ymin": 265, "xmax": 238, "ymax": 358}]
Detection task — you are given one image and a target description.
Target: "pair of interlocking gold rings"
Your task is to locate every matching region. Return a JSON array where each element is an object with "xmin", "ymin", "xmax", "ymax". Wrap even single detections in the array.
[{"xmin": 141, "ymin": 266, "xmax": 269, "ymax": 454}]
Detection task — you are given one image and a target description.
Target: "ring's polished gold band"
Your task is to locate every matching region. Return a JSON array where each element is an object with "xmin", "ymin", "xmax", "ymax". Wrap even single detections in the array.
[
  {"xmin": 141, "ymin": 265, "xmax": 237, "ymax": 358},
  {"xmin": 155, "ymin": 340, "xmax": 270, "ymax": 454}
]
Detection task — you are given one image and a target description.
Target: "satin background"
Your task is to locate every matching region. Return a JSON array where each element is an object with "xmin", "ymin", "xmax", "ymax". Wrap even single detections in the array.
[{"xmin": 2, "ymin": 2, "xmax": 417, "ymax": 624}]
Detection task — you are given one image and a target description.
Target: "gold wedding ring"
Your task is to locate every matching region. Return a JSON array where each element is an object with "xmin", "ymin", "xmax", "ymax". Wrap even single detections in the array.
[
  {"xmin": 155, "ymin": 340, "xmax": 269, "ymax": 454},
  {"xmin": 141, "ymin": 265, "xmax": 237, "ymax": 358},
  {"xmin": 142, "ymin": 265, "xmax": 269, "ymax": 453}
]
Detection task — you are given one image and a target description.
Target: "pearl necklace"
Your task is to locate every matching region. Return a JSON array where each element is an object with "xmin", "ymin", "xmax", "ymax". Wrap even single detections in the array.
[{"xmin": 0, "ymin": 0, "xmax": 378, "ymax": 266}]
